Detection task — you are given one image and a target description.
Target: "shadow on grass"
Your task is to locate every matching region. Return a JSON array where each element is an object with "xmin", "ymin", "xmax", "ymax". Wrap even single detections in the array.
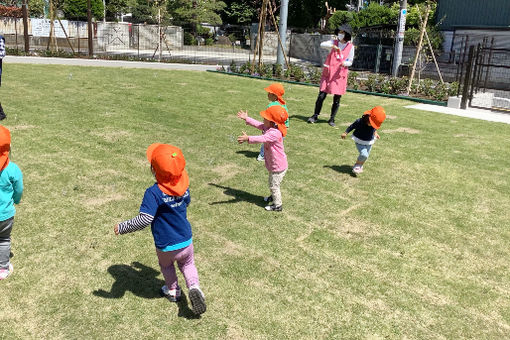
[
  {"xmin": 324, "ymin": 165, "xmax": 357, "ymax": 177},
  {"xmin": 236, "ymin": 150, "xmax": 259, "ymax": 158},
  {"xmin": 93, "ymin": 262, "xmax": 164, "ymax": 299},
  {"xmin": 291, "ymin": 115, "xmax": 328, "ymax": 124},
  {"xmin": 209, "ymin": 183, "xmax": 266, "ymax": 207},
  {"xmin": 176, "ymin": 294, "xmax": 201, "ymax": 320}
]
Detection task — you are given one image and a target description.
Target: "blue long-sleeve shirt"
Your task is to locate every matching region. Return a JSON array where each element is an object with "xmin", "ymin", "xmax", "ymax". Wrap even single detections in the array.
[
  {"xmin": 0, "ymin": 161, "xmax": 23, "ymax": 221},
  {"xmin": 345, "ymin": 118, "xmax": 376, "ymax": 145}
]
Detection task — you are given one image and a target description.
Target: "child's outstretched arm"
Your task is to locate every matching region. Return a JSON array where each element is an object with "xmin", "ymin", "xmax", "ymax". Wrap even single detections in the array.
[
  {"xmin": 114, "ymin": 213, "xmax": 154, "ymax": 235},
  {"xmin": 237, "ymin": 110, "xmax": 264, "ymax": 130},
  {"xmin": 237, "ymin": 131, "xmax": 249, "ymax": 144}
]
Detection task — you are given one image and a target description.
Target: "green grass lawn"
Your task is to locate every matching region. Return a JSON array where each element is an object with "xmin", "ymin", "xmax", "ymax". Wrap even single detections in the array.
[{"xmin": 0, "ymin": 63, "xmax": 509, "ymax": 339}]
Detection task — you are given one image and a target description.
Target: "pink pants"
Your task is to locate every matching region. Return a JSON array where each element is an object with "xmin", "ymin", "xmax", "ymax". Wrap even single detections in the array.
[{"xmin": 156, "ymin": 243, "xmax": 199, "ymax": 290}]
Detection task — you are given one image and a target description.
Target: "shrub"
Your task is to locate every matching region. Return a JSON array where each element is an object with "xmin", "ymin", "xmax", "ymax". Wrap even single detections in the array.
[
  {"xmin": 239, "ymin": 61, "xmax": 252, "ymax": 74},
  {"xmin": 273, "ymin": 63, "xmax": 283, "ymax": 78},
  {"xmin": 307, "ymin": 66, "xmax": 322, "ymax": 84},
  {"xmin": 229, "ymin": 60, "xmax": 238, "ymax": 73},
  {"xmin": 347, "ymin": 71, "xmax": 359, "ymax": 90},
  {"xmin": 184, "ymin": 32, "xmax": 196, "ymax": 45}
]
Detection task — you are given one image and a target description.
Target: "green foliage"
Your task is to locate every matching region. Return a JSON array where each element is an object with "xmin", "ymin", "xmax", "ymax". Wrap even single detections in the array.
[
  {"xmin": 328, "ymin": 10, "xmax": 354, "ymax": 31},
  {"xmin": 167, "ymin": 0, "xmax": 226, "ymax": 26},
  {"xmin": 347, "ymin": 70, "xmax": 359, "ymax": 90},
  {"xmin": 350, "ymin": 2, "xmax": 398, "ymax": 31},
  {"xmin": 28, "ymin": 0, "xmax": 45, "ymax": 18},
  {"xmin": 229, "ymin": 59, "xmax": 238, "ymax": 73},
  {"xmin": 183, "ymin": 32, "xmax": 197, "ymax": 45},
  {"xmin": 131, "ymin": 0, "xmax": 157, "ymax": 24},
  {"xmin": 306, "ymin": 66, "xmax": 322, "ymax": 84},
  {"xmin": 273, "ymin": 63, "xmax": 283, "ymax": 78},
  {"xmin": 221, "ymin": 0, "xmax": 256, "ymax": 24},
  {"xmin": 105, "ymin": 0, "xmax": 129, "ymax": 21},
  {"xmin": 404, "ymin": 26, "xmax": 443, "ymax": 50},
  {"xmin": 62, "ymin": 0, "xmax": 104, "ymax": 20}
]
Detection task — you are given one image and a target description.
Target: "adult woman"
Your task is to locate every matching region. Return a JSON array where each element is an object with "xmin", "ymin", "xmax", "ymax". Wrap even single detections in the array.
[{"xmin": 307, "ymin": 24, "xmax": 355, "ymax": 127}]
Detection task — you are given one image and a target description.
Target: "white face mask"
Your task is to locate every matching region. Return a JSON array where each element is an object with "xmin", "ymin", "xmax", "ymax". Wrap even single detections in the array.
[{"xmin": 337, "ymin": 33, "xmax": 345, "ymax": 41}]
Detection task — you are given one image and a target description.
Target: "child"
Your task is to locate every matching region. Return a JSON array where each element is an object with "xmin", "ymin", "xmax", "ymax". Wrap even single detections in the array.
[
  {"xmin": 0, "ymin": 126, "xmax": 23, "ymax": 280},
  {"xmin": 237, "ymin": 105, "xmax": 288, "ymax": 211},
  {"xmin": 257, "ymin": 83, "xmax": 289, "ymax": 162},
  {"xmin": 341, "ymin": 106, "xmax": 386, "ymax": 174},
  {"xmin": 114, "ymin": 143, "xmax": 206, "ymax": 315}
]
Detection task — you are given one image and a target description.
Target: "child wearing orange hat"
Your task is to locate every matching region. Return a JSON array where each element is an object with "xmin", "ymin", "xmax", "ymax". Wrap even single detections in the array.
[
  {"xmin": 114, "ymin": 144, "xmax": 206, "ymax": 315},
  {"xmin": 341, "ymin": 106, "xmax": 386, "ymax": 175},
  {"xmin": 256, "ymin": 83, "xmax": 289, "ymax": 162},
  {"xmin": 0, "ymin": 126, "xmax": 23, "ymax": 280},
  {"xmin": 237, "ymin": 105, "xmax": 288, "ymax": 211}
]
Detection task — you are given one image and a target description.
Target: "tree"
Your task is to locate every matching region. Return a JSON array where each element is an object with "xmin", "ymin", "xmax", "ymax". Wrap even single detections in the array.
[
  {"xmin": 105, "ymin": 0, "xmax": 130, "ymax": 20},
  {"xmin": 221, "ymin": 0, "xmax": 256, "ymax": 25},
  {"xmin": 167, "ymin": 0, "xmax": 226, "ymax": 26},
  {"xmin": 131, "ymin": 0, "xmax": 158, "ymax": 23},
  {"xmin": 63, "ymin": 0, "xmax": 104, "ymax": 20},
  {"xmin": 288, "ymin": 0, "xmax": 349, "ymax": 30},
  {"xmin": 28, "ymin": 0, "xmax": 45, "ymax": 18}
]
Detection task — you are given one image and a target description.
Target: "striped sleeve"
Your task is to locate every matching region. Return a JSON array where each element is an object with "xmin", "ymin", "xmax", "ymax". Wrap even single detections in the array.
[
  {"xmin": 118, "ymin": 213, "xmax": 154, "ymax": 234},
  {"xmin": 0, "ymin": 37, "xmax": 5, "ymax": 59}
]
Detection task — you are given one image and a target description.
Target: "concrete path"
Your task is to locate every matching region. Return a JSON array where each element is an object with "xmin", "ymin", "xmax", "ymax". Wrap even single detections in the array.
[
  {"xmin": 406, "ymin": 103, "xmax": 510, "ymax": 125},
  {"xmin": 4, "ymin": 56, "xmax": 218, "ymax": 71}
]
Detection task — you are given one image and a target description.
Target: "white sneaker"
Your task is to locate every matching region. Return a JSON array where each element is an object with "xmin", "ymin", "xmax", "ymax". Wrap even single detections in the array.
[
  {"xmin": 0, "ymin": 263, "xmax": 13, "ymax": 280},
  {"xmin": 352, "ymin": 165, "xmax": 363, "ymax": 174},
  {"xmin": 256, "ymin": 154, "xmax": 265, "ymax": 162},
  {"xmin": 160, "ymin": 285, "xmax": 182, "ymax": 302},
  {"xmin": 189, "ymin": 285, "xmax": 206, "ymax": 315}
]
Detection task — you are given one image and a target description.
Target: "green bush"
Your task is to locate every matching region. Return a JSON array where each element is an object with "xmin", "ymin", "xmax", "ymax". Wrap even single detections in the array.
[
  {"xmin": 306, "ymin": 66, "xmax": 322, "ymax": 85},
  {"xmin": 63, "ymin": 0, "xmax": 104, "ymax": 21},
  {"xmin": 229, "ymin": 60, "xmax": 238, "ymax": 73},
  {"xmin": 273, "ymin": 63, "xmax": 283, "ymax": 78},
  {"xmin": 239, "ymin": 61, "xmax": 252, "ymax": 74},
  {"xmin": 205, "ymin": 37, "xmax": 214, "ymax": 46},
  {"xmin": 347, "ymin": 71, "xmax": 359, "ymax": 90},
  {"xmin": 328, "ymin": 10, "xmax": 354, "ymax": 31},
  {"xmin": 184, "ymin": 32, "xmax": 196, "ymax": 45}
]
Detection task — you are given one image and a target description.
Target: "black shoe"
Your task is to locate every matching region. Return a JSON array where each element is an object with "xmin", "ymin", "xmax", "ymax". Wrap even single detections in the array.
[
  {"xmin": 264, "ymin": 204, "xmax": 282, "ymax": 212},
  {"xmin": 263, "ymin": 195, "xmax": 273, "ymax": 202},
  {"xmin": 0, "ymin": 104, "xmax": 6, "ymax": 121},
  {"xmin": 328, "ymin": 120, "xmax": 335, "ymax": 127},
  {"xmin": 189, "ymin": 286, "xmax": 206, "ymax": 315},
  {"xmin": 307, "ymin": 115, "xmax": 318, "ymax": 124}
]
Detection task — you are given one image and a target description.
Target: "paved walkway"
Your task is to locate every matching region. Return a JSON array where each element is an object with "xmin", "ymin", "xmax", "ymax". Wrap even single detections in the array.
[
  {"xmin": 4, "ymin": 56, "xmax": 218, "ymax": 71},
  {"xmin": 406, "ymin": 103, "xmax": 510, "ymax": 124}
]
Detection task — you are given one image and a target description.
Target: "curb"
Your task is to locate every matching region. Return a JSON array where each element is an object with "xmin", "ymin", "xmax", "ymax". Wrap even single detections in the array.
[{"xmin": 206, "ymin": 70, "xmax": 447, "ymax": 107}]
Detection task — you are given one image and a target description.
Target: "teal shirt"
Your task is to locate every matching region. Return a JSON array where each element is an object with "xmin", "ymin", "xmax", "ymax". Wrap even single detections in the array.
[
  {"xmin": 267, "ymin": 101, "xmax": 289, "ymax": 127},
  {"xmin": 0, "ymin": 162, "xmax": 23, "ymax": 221}
]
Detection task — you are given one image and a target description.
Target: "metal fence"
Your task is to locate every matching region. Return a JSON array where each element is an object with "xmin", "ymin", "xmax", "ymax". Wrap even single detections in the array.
[{"xmin": 457, "ymin": 38, "xmax": 510, "ymax": 112}]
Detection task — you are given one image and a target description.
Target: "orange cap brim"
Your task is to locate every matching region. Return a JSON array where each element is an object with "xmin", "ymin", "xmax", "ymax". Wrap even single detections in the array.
[{"xmin": 156, "ymin": 169, "xmax": 189, "ymax": 196}]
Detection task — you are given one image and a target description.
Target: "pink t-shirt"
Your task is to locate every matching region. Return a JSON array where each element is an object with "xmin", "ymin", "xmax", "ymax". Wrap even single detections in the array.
[{"xmin": 246, "ymin": 117, "xmax": 288, "ymax": 173}]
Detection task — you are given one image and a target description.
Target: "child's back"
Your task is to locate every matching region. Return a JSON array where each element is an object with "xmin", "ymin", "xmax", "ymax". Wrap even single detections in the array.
[{"xmin": 0, "ymin": 126, "xmax": 23, "ymax": 280}]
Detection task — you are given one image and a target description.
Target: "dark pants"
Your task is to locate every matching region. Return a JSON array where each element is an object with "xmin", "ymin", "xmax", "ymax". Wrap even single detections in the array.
[{"xmin": 313, "ymin": 91, "xmax": 342, "ymax": 122}]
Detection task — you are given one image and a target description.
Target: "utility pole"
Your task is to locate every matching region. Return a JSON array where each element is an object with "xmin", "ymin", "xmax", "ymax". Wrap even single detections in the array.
[
  {"xmin": 276, "ymin": 0, "xmax": 288, "ymax": 66},
  {"xmin": 87, "ymin": 0, "xmax": 93, "ymax": 56},
  {"xmin": 22, "ymin": 0, "xmax": 29, "ymax": 52},
  {"xmin": 391, "ymin": 0, "xmax": 407, "ymax": 76}
]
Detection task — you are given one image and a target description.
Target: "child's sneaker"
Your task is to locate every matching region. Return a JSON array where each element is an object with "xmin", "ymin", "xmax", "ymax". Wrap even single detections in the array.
[
  {"xmin": 160, "ymin": 285, "xmax": 182, "ymax": 302},
  {"xmin": 352, "ymin": 165, "xmax": 363, "ymax": 174},
  {"xmin": 0, "ymin": 263, "xmax": 13, "ymax": 280},
  {"xmin": 264, "ymin": 204, "xmax": 282, "ymax": 212},
  {"xmin": 188, "ymin": 285, "xmax": 206, "ymax": 315},
  {"xmin": 256, "ymin": 154, "xmax": 265, "ymax": 162},
  {"xmin": 263, "ymin": 195, "xmax": 273, "ymax": 202}
]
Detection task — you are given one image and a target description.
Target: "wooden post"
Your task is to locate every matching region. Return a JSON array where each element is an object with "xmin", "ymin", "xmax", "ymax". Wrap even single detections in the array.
[
  {"xmin": 406, "ymin": 3, "xmax": 430, "ymax": 95},
  {"xmin": 22, "ymin": 0, "xmax": 29, "ymax": 52},
  {"xmin": 417, "ymin": 6, "xmax": 443, "ymax": 84},
  {"xmin": 87, "ymin": 0, "xmax": 94, "ymax": 56},
  {"xmin": 58, "ymin": 19, "xmax": 75, "ymax": 53}
]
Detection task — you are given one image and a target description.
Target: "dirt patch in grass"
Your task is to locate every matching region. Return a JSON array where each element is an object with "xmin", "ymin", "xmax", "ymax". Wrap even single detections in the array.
[
  {"xmin": 91, "ymin": 129, "xmax": 132, "ymax": 142},
  {"xmin": 211, "ymin": 163, "xmax": 242, "ymax": 181},
  {"xmin": 384, "ymin": 127, "xmax": 420, "ymax": 134},
  {"xmin": 9, "ymin": 124, "xmax": 37, "ymax": 130},
  {"xmin": 386, "ymin": 115, "xmax": 397, "ymax": 119},
  {"xmin": 83, "ymin": 192, "xmax": 124, "ymax": 208}
]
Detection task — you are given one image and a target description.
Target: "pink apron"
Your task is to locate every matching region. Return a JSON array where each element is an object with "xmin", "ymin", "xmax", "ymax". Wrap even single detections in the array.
[{"xmin": 319, "ymin": 41, "xmax": 353, "ymax": 95}]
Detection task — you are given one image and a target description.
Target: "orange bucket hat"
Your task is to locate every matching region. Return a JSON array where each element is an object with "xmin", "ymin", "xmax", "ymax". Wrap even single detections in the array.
[
  {"xmin": 364, "ymin": 106, "xmax": 386, "ymax": 130},
  {"xmin": 0, "ymin": 126, "xmax": 10, "ymax": 171},
  {"xmin": 260, "ymin": 105, "xmax": 289, "ymax": 137},
  {"xmin": 264, "ymin": 83, "xmax": 286, "ymax": 105},
  {"xmin": 146, "ymin": 143, "xmax": 189, "ymax": 197}
]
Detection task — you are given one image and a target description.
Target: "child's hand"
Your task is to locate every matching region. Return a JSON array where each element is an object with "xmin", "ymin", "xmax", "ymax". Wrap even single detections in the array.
[
  {"xmin": 237, "ymin": 131, "xmax": 249, "ymax": 144},
  {"xmin": 237, "ymin": 110, "xmax": 248, "ymax": 120},
  {"xmin": 375, "ymin": 132, "xmax": 380, "ymax": 139},
  {"xmin": 341, "ymin": 132, "xmax": 347, "ymax": 139},
  {"xmin": 114, "ymin": 224, "xmax": 119, "ymax": 235}
]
